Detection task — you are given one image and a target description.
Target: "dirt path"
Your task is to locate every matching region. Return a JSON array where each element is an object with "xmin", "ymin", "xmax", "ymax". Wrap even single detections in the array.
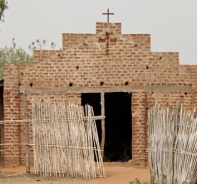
[{"xmin": 0, "ymin": 164, "xmax": 150, "ymax": 184}]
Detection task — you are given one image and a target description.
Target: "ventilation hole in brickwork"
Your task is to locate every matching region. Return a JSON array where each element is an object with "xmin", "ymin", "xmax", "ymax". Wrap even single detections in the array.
[
  {"xmin": 160, "ymin": 56, "xmax": 162, "ymax": 59},
  {"xmin": 76, "ymin": 66, "xmax": 79, "ymax": 69},
  {"xmin": 30, "ymin": 83, "xmax": 33, "ymax": 87},
  {"xmin": 58, "ymin": 54, "xmax": 61, "ymax": 57},
  {"xmin": 110, "ymin": 38, "xmax": 117, "ymax": 42},
  {"xmin": 69, "ymin": 83, "xmax": 73, "ymax": 87},
  {"xmin": 100, "ymin": 82, "xmax": 104, "ymax": 86},
  {"xmin": 146, "ymin": 66, "xmax": 149, "ymax": 69},
  {"xmin": 20, "ymin": 72, "xmax": 24, "ymax": 76},
  {"xmin": 134, "ymin": 44, "xmax": 138, "ymax": 47},
  {"xmin": 147, "ymin": 107, "xmax": 149, "ymax": 110},
  {"xmin": 185, "ymin": 92, "xmax": 187, "ymax": 95},
  {"xmin": 18, "ymin": 83, "xmax": 21, "ymax": 86},
  {"xmin": 125, "ymin": 82, "xmax": 128, "ymax": 86},
  {"xmin": 99, "ymin": 38, "xmax": 106, "ymax": 42}
]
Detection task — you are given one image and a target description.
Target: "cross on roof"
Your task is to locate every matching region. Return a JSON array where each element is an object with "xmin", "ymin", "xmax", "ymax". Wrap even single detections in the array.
[{"xmin": 102, "ymin": 9, "xmax": 114, "ymax": 23}]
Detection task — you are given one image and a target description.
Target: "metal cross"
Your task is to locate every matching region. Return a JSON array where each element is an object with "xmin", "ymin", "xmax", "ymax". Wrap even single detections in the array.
[{"xmin": 102, "ymin": 9, "xmax": 114, "ymax": 23}]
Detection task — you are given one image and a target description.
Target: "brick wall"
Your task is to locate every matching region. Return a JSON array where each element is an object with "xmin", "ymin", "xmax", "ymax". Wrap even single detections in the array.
[
  {"xmin": 132, "ymin": 90, "xmax": 147, "ymax": 167},
  {"xmin": 149, "ymin": 92, "xmax": 192, "ymax": 109},
  {"xmin": 96, "ymin": 22, "xmax": 121, "ymax": 34},
  {"xmin": 3, "ymin": 64, "xmax": 21, "ymax": 167},
  {"xmin": 191, "ymin": 65, "xmax": 197, "ymax": 107},
  {"xmin": 3, "ymin": 22, "xmax": 197, "ymax": 167}
]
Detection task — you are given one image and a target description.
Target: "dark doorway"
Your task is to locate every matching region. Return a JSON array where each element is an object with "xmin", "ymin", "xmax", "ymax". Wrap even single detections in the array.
[
  {"xmin": 105, "ymin": 92, "xmax": 131, "ymax": 162},
  {"xmin": 81, "ymin": 92, "xmax": 132, "ymax": 162}
]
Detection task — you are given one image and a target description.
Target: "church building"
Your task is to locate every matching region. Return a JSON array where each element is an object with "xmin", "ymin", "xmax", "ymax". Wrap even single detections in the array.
[{"xmin": 1, "ymin": 11, "xmax": 197, "ymax": 167}]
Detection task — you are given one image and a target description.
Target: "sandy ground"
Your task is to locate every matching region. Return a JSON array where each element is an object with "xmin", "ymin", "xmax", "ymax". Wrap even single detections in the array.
[{"xmin": 0, "ymin": 163, "xmax": 150, "ymax": 184}]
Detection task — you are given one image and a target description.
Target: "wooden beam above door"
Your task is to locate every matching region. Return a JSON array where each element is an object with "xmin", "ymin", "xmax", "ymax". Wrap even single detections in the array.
[{"xmin": 19, "ymin": 85, "xmax": 191, "ymax": 94}]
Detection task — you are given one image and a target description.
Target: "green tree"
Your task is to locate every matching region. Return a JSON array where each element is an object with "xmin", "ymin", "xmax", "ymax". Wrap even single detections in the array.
[
  {"xmin": 0, "ymin": 39, "xmax": 33, "ymax": 79},
  {"xmin": 0, "ymin": 38, "xmax": 33, "ymax": 64},
  {"xmin": 0, "ymin": 0, "xmax": 8, "ymax": 21},
  {"xmin": 0, "ymin": 39, "xmax": 56, "ymax": 79}
]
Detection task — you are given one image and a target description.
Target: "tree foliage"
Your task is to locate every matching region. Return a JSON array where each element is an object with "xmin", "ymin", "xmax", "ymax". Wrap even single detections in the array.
[
  {"xmin": 28, "ymin": 39, "xmax": 56, "ymax": 51},
  {"xmin": 0, "ymin": 0, "xmax": 8, "ymax": 21},
  {"xmin": 0, "ymin": 39, "xmax": 33, "ymax": 64},
  {"xmin": 0, "ymin": 39, "xmax": 33, "ymax": 79},
  {"xmin": 0, "ymin": 39, "xmax": 56, "ymax": 79}
]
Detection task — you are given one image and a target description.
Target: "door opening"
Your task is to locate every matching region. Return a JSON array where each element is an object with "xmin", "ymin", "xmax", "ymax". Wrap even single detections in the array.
[
  {"xmin": 105, "ymin": 92, "xmax": 131, "ymax": 162},
  {"xmin": 81, "ymin": 92, "xmax": 132, "ymax": 162}
]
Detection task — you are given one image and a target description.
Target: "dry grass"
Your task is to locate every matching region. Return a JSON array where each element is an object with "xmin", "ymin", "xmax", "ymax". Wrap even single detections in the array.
[
  {"xmin": 129, "ymin": 178, "xmax": 150, "ymax": 184},
  {"xmin": 0, "ymin": 172, "xmax": 83, "ymax": 182}
]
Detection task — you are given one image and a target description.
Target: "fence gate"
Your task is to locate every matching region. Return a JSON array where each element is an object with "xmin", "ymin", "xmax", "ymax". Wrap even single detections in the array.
[{"xmin": 31, "ymin": 99, "xmax": 105, "ymax": 178}]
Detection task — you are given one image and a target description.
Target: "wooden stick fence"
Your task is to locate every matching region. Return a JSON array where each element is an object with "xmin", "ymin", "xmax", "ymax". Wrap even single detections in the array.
[
  {"xmin": 32, "ymin": 100, "xmax": 106, "ymax": 179},
  {"xmin": 148, "ymin": 103, "xmax": 197, "ymax": 184}
]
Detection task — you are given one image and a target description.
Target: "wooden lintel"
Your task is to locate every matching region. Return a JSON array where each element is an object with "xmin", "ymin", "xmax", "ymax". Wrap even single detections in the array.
[{"xmin": 19, "ymin": 85, "xmax": 192, "ymax": 94}]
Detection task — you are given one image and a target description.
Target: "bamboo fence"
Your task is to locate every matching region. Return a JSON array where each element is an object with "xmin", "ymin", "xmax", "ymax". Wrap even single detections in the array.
[
  {"xmin": 148, "ymin": 103, "xmax": 197, "ymax": 184},
  {"xmin": 32, "ymin": 100, "xmax": 105, "ymax": 178}
]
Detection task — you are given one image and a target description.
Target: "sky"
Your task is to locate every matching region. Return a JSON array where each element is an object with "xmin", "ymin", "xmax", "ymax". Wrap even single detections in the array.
[{"xmin": 0, "ymin": 0, "xmax": 197, "ymax": 65}]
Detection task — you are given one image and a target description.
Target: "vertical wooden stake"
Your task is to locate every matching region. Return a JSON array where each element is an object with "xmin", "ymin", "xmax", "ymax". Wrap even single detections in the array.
[
  {"xmin": 23, "ymin": 90, "xmax": 30, "ymax": 173},
  {"xmin": 100, "ymin": 92, "xmax": 105, "ymax": 160}
]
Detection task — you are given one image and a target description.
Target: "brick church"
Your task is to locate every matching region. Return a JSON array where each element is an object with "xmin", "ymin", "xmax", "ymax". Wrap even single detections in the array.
[{"xmin": 1, "ymin": 12, "xmax": 197, "ymax": 167}]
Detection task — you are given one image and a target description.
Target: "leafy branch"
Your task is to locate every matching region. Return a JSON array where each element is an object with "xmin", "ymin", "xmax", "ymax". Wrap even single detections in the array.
[
  {"xmin": 0, "ymin": 0, "xmax": 8, "ymax": 22},
  {"xmin": 0, "ymin": 39, "xmax": 56, "ymax": 79}
]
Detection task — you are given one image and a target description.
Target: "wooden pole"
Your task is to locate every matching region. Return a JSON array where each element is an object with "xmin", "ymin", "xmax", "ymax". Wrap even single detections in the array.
[
  {"xmin": 100, "ymin": 92, "xmax": 105, "ymax": 160},
  {"xmin": 23, "ymin": 90, "xmax": 30, "ymax": 173}
]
